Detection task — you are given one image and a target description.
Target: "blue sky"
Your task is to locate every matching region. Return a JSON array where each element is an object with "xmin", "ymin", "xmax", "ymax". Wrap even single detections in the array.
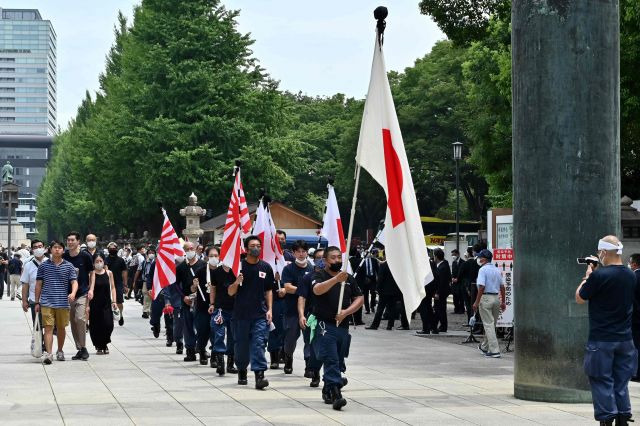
[{"xmin": 1, "ymin": 1, "xmax": 444, "ymax": 129}]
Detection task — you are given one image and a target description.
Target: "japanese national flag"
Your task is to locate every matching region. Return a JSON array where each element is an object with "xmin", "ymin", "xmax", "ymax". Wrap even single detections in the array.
[
  {"xmin": 253, "ymin": 199, "xmax": 286, "ymax": 277},
  {"xmin": 355, "ymin": 30, "xmax": 433, "ymax": 314},
  {"xmin": 320, "ymin": 184, "xmax": 351, "ymax": 272}
]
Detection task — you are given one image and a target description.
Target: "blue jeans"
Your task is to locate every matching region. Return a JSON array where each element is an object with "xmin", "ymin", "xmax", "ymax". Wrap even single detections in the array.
[
  {"xmin": 181, "ymin": 305, "xmax": 196, "ymax": 350},
  {"xmin": 210, "ymin": 309, "xmax": 234, "ymax": 355},
  {"xmin": 233, "ymin": 318, "xmax": 268, "ymax": 372},
  {"xmin": 584, "ymin": 340, "xmax": 638, "ymax": 421},
  {"xmin": 267, "ymin": 298, "xmax": 285, "ymax": 353},
  {"xmin": 314, "ymin": 321, "xmax": 349, "ymax": 386}
]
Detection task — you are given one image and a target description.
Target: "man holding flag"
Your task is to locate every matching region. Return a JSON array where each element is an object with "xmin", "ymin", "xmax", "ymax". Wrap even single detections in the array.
[{"xmin": 227, "ymin": 236, "xmax": 275, "ymax": 390}]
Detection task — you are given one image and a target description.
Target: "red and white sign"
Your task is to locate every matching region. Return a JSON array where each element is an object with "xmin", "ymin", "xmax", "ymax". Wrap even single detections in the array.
[{"xmin": 494, "ymin": 248, "xmax": 514, "ymax": 327}]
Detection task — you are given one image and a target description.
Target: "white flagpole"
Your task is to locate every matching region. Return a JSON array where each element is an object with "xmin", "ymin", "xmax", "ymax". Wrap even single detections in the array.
[{"xmin": 336, "ymin": 165, "xmax": 362, "ymax": 324}]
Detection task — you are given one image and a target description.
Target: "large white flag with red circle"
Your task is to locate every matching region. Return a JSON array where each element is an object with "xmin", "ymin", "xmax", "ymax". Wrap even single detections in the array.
[
  {"xmin": 320, "ymin": 184, "xmax": 351, "ymax": 271},
  {"xmin": 253, "ymin": 199, "xmax": 286, "ymax": 277},
  {"xmin": 355, "ymin": 32, "xmax": 432, "ymax": 314}
]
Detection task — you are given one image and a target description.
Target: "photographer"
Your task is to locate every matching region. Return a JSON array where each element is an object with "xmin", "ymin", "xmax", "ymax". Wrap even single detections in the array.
[{"xmin": 575, "ymin": 236, "xmax": 637, "ymax": 426}]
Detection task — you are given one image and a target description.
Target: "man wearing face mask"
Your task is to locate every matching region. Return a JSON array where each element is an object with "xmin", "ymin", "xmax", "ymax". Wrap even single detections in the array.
[
  {"xmin": 85, "ymin": 234, "xmax": 99, "ymax": 260},
  {"xmin": 472, "ymin": 249, "xmax": 506, "ymax": 358},
  {"xmin": 458, "ymin": 245, "xmax": 482, "ymax": 326},
  {"xmin": 450, "ymin": 249, "xmax": 465, "ymax": 315},
  {"xmin": 20, "ymin": 240, "xmax": 48, "ymax": 326},
  {"xmin": 176, "ymin": 242, "xmax": 205, "ymax": 362},
  {"xmin": 133, "ymin": 247, "xmax": 157, "ymax": 319},
  {"xmin": 312, "ymin": 246, "xmax": 364, "ymax": 410},
  {"xmin": 105, "ymin": 242, "xmax": 127, "ymax": 326},
  {"xmin": 281, "ymin": 240, "xmax": 314, "ymax": 374},
  {"xmin": 576, "ymin": 236, "xmax": 637, "ymax": 426},
  {"xmin": 165, "ymin": 254, "xmax": 185, "ymax": 354},
  {"xmin": 228, "ymin": 236, "xmax": 275, "ymax": 390},
  {"xmin": 203, "ymin": 246, "xmax": 237, "ymax": 374}
]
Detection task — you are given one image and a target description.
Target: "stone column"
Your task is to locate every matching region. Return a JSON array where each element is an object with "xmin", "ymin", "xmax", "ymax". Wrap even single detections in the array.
[{"xmin": 512, "ymin": 1, "xmax": 620, "ymax": 402}]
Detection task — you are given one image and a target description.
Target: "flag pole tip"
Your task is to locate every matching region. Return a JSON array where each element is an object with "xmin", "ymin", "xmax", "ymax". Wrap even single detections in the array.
[
  {"xmin": 263, "ymin": 194, "xmax": 272, "ymax": 204},
  {"xmin": 374, "ymin": 6, "xmax": 388, "ymax": 20},
  {"xmin": 235, "ymin": 160, "xmax": 242, "ymax": 167},
  {"xmin": 327, "ymin": 176, "xmax": 335, "ymax": 186}
]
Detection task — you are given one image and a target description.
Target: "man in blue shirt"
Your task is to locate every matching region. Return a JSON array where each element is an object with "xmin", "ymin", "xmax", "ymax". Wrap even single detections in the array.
[
  {"xmin": 35, "ymin": 240, "xmax": 78, "ymax": 365},
  {"xmin": 228, "ymin": 235, "xmax": 274, "ymax": 390},
  {"xmin": 576, "ymin": 236, "xmax": 637, "ymax": 426},
  {"xmin": 472, "ymin": 249, "xmax": 506, "ymax": 359},
  {"xmin": 281, "ymin": 240, "xmax": 314, "ymax": 374}
]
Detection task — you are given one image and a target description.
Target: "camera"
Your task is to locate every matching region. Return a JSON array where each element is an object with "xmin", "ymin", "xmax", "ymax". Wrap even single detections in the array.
[{"xmin": 577, "ymin": 257, "xmax": 599, "ymax": 267}]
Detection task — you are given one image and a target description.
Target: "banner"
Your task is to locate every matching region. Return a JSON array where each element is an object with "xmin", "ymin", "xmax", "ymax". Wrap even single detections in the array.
[{"xmin": 494, "ymin": 248, "xmax": 514, "ymax": 328}]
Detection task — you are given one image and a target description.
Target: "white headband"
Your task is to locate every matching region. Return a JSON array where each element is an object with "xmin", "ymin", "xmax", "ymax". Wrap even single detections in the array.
[{"xmin": 598, "ymin": 239, "xmax": 623, "ymax": 255}]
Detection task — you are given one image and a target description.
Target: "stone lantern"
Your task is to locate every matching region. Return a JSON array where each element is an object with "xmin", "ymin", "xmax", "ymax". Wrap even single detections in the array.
[{"xmin": 180, "ymin": 192, "xmax": 206, "ymax": 242}]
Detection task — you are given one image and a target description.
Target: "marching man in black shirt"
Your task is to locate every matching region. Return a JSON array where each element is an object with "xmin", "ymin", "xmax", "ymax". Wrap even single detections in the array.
[
  {"xmin": 312, "ymin": 246, "xmax": 364, "ymax": 410},
  {"xmin": 228, "ymin": 236, "xmax": 274, "ymax": 390}
]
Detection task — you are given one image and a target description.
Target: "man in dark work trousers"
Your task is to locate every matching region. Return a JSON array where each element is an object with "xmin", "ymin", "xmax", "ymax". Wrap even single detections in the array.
[
  {"xmin": 450, "ymin": 249, "xmax": 465, "ymax": 314},
  {"xmin": 433, "ymin": 248, "xmax": 451, "ymax": 333}
]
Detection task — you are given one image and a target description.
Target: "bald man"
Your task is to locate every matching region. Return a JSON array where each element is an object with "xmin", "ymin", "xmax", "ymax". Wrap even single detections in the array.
[{"xmin": 576, "ymin": 235, "xmax": 637, "ymax": 426}]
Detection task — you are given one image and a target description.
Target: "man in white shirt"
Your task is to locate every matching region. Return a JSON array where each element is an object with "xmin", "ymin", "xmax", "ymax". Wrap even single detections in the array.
[
  {"xmin": 21, "ymin": 239, "xmax": 48, "ymax": 324},
  {"xmin": 472, "ymin": 249, "xmax": 506, "ymax": 358}
]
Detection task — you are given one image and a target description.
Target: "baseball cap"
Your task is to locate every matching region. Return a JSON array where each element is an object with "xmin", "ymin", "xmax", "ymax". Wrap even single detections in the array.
[{"xmin": 477, "ymin": 249, "xmax": 493, "ymax": 260}]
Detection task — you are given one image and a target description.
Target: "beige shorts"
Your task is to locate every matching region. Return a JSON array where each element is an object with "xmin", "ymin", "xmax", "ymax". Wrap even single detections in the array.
[{"xmin": 41, "ymin": 306, "xmax": 70, "ymax": 329}]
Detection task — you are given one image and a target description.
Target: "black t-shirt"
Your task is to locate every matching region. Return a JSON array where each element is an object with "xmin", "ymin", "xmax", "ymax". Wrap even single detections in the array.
[
  {"xmin": 63, "ymin": 250, "xmax": 95, "ymax": 297},
  {"xmin": 0, "ymin": 252, "xmax": 7, "ymax": 274},
  {"xmin": 281, "ymin": 262, "xmax": 314, "ymax": 317},
  {"xmin": 633, "ymin": 269, "xmax": 640, "ymax": 330},
  {"xmin": 105, "ymin": 255, "xmax": 127, "ymax": 286},
  {"xmin": 231, "ymin": 259, "xmax": 276, "ymax": 320},
  {"xmin": 312, "ymin": 269, "xmax": 363, "ymax": 328},
  {"xmin": 177, "ymin": 259, "xmax": 205, "ymax": 297},
  {"xmin": 579, "ymin": 265, "xmax": 636, "ymax": 342},
  {"xmin": 296, "ymin": 271, "xmax": 316, "ymax": 316},
  {"xmin": 211, "ymin": 266, "xmax": 236, "ymax": 312}
]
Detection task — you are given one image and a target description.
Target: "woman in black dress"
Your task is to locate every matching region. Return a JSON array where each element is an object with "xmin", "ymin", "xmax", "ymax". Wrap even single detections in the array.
[{"xmin": 88, "ymin": 254, "xmax": 116, "ymax": 354}]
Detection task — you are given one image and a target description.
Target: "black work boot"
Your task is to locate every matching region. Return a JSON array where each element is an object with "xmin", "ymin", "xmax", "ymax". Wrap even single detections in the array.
[
  {"xmin": 176, "ymin": 342, "xmax": 183, "ymax": 355},
  {"xmin": 269, "ymin": 351, "xmax": 279, "ymax": 369},
  {"xmin": 615, "ymin": 414, "xmax": 633, "ymax": 426},
  {"xmin": 340, "ymin": 377, "xmax": 348, "ymax": 388},
  {"xmin": 227, "ymin": 355, "xmax": 238, "ymax": 374},
  {"xmin": 310, "ymin": 370, "xmax": 321, "ymax": 388},
  {"xmin": 183, "ymin": 348, "xmax": 196, "ymax": 362},
  {"xmin": 216, "ymin": 354, "xmax": 225, "ymax": 376},
  {"xmin": 199, "ymin": 349, "xmax": 208, "ymax": 365},
  {"xmin": 321, "ymin": 385, "xmax": 332, "ymax": 404},
  {"xmin": 284, "ymin": 353, "xmax": 293, "ymax": 374},
  {"xmin": 238, "ymin": 369, "xmax": 248, "ymax": 385},
  {"xmin": 331, "ymin": 385, "xmax": 347, "ymax": 411},
  {"xmin": 255, "ymin": 371, "xmax": 269, "ymax": 390},
  {"xmin": 210, "ymin": 353, "xmax": 218, "ymax": 368}
]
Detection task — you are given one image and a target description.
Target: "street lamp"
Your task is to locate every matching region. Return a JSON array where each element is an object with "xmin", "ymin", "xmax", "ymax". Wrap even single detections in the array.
[{"xmin": 452, "ymin": 142, "xmax": 463, "ymax": 254}]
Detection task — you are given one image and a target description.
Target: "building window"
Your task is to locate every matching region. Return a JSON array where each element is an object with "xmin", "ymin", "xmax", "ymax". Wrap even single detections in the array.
[
  {"xmin": 0, "ymin": 117, "xmax": 15, "ymax": 121},
  {"xmin": 0, "ymin": 87, "xmax": 15, "ymax": 92}
]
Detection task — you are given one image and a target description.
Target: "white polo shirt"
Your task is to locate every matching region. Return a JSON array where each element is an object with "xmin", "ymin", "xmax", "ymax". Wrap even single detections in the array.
[{"xmin": 20, "ymin": 256, "xmax": 47, "ymax": 303}]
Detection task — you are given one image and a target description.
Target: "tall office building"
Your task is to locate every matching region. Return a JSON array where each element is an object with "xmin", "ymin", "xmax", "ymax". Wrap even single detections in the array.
[{"xmin": 0, "ymin": 8, "xmax": 56, "ymax": 239}]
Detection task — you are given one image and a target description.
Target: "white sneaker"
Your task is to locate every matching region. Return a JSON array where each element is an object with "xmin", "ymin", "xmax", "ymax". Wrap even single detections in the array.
[
  {"xmin": 42, "ymin": 352, "xmax": 53, "ymax": 365},
  {"xmin": 56, "ymin": 350, "xmax": 65, "ymax": 361}
]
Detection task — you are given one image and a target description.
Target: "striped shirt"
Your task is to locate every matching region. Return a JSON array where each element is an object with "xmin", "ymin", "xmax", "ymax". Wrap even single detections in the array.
[{"xmin": 36, "ymin": 258, "xmax": 78, "ymax": 308}]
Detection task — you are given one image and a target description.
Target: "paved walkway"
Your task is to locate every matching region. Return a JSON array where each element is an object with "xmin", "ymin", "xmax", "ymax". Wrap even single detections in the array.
[{"xmin": 0, "ymin": 297, "xmax": 636, "ymax": 425}]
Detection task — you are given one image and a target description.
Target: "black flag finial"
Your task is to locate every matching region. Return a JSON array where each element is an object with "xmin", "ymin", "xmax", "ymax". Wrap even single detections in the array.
[{"xmin": 374, "ymin": 6, "xmax": 388, "ymax": 46}]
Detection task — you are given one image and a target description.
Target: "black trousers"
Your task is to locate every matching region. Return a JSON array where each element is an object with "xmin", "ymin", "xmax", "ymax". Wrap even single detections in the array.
[
  {"xmin": 370, "ymin": 295, "xmax": 408, "ymax": 329},
  {"xmin": 418, "ymin": 297, "xmax": 436, "ymax": 332},
  {"xmin": 633, "ymin": 328, "xmax": 640, "ymax": 379},
  {"xmin": 434, "ymin": 297, "xmax": 448, "ymax": 331},
  {"xmin": 361, "ymin": 277, "xmax": 377, "ymax": 313},
  {"xmin": 452, "ymin": 282, "xmax": 465, "ymax": 313}
]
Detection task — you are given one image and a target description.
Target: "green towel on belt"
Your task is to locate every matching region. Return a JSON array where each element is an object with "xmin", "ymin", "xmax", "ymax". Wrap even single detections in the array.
[{"xmin": 307, "ymin": 314, "xmax": 318, "ymax": 342}]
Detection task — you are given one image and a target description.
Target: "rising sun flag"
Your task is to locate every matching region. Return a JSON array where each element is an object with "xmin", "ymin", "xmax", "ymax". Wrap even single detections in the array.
[{"xmin": 150, "ymin": 208, "xmax": 185, "ymax": 300}]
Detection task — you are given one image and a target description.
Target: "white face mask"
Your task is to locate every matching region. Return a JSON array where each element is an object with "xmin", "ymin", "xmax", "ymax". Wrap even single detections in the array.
[
  {"xmin": 175, "ymin": 256, "xmax": 184, "ymax": 263},
  {"xmin": 295, "ymin": 258, "xmax": 308, "ymax": 266},
  {"xmin": 208, "ymin": 257, "xmax": 219, "ymax": 267},
  {"xmin": 453, "ymin": 256, "xmax": 458, "ymax": 261},
  {"xmin": 95, "ymin": 262, "xmax": 104, "ymax": 270},
  {"xmin": 476, "ymin": 258, "xmax": 483, "ymax": 266},
  {"xmin": 148, "ymin": 254, "xmax": 155, "ymax": 261},
  {"xmin": 34, "ymin": 248, "xmax": 46, "ymax": 257},
  {"xmin": 186, "ymin": 251, "xmax": 196, "ymax": 260},
  {"xmin": 87, "ymin": 241, "xmax": 96, "ymax": 249}
]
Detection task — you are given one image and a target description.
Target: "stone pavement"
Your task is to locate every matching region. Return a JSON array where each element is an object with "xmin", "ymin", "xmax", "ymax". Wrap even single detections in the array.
[{"xmin": 0, "ymin": 297, "xmax": 637, "ymax": 425}]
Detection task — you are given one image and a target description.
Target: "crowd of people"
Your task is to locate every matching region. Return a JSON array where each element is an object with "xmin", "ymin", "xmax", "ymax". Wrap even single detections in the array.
[{"xmin": 12, "ymin": 231, "xmax": 368, "ymax": 410}]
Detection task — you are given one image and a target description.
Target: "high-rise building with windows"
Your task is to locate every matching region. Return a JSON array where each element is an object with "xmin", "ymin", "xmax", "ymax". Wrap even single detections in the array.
[
  {"xmin": 0, "ymin": 8, "xmax": 56, "ymax": 239},
  {"xmin": 0, "ymin": 8, "xmax": 56, "ymax": 135}
]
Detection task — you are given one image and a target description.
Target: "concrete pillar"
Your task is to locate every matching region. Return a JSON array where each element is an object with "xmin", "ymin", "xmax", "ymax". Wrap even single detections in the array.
[{"xmin": 512, "ymin": 1, "xmax": 620, "ymax": 402}]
